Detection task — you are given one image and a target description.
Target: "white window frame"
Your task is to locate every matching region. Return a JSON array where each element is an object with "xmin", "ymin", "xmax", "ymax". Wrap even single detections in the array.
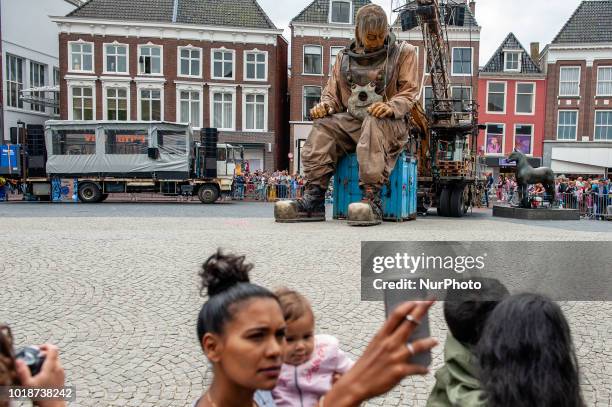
[
  {"xmin": 102, "ymin": 80, "xmax": 131, "ymax": 121},
  {"xmin": 136, "ymin": 81, "xmax": 164, "ymax": 121},
  {"xmin": 243, "ymin": 49, "xmax": 268, "ymax": 82},
  {"xmin": 103, "ymin": 42, "xmax": 129, "ymax": 75},
  {"xmin": 303, "ymin": 45, "xmax": 323, "ymax": 76},
  {"xmin": 513, "ymin": 124, "xmax": 534, "ymax": 155},
  {"xmin": 53, "ymin": 67, "xmax": 60, "ymax": 116},
  {"xmin": 504, "ymin": 51, "xmax": 521, "ymax": 72},
  {"xmin": 177, "ymin": 45, "xmax": 202, "ymax": 79},
  {"xmin": 594, "ymin": 110, "xmax": 612, "ymax": 142},
  {"xmin": 175, "ymin": 82, "xmax": 203, "ymax": 129},
  {"xmin": 451, "ymin": 85, "xmax": 472, "ymax": 112},
  {"xmin": 558, "ymin": 66, "xmax": 580, "ymax": 97},
  {"xmin": 557, "ymin": 110, "xmax": 578, "ymax": 141},
  {"xmin": 6, "ymin": 54, "xmax": 25, "ymax": 109},
  {"xmin": 211, "ymin": 48, "xmax": 236, "ymax": 81},
  {"xmin": 68, "ymin": 40, "xmax": 94, "ymax": 73},
  {"xmin": 66, "ymin": 78, "xmax": 96, "ymax": 120},
  {"xmin": 242, "ymin": 86, "xmax": 269, "ymax": 132},
  {"xmin": 302, "ymin": 85, "xmax": 322, "ymax": 122},
  {"xmin": 486, "ymin": 81, "xmax": 507, "ymax": 114},
  {"xmin": 451, "ymin": 47, "xmax": 473, "ymax": 76},
  {"xmin": 422, "ymin": 85, "xmax": 433, "ymax": 111},
  {"xmin": 329, "ymin": 46, "xmax": 345, "ymax": 76},
  {"xmin": 209, "ymin": 85, "xmax": 236, "ymax": 131},
  {"xmin": 329, "ymin": 0, "xmax": 353, "ymax": 24},
  {"xmin": 484, "ymin": 123, "xmax": 505, "ymax": 156},
  {"xmin": 515, "ymin": 82, "xmax": 536, "ymax": 116},
  {"xmin": 29, "ymin": 61, "xmax": 47, "ymax": 113},
  {"xmin": 137, "ymin": 43, "xmax": 163, "ymax": 76},
  {"xmin": 596, "ymin": 66, "xmax": 612, "ymax": 97}
]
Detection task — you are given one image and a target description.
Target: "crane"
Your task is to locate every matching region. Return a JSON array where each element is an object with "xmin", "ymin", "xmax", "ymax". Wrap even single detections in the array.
[{"xmin": 398, "ymin": 0, "xmax": 486, "ymax": 217}]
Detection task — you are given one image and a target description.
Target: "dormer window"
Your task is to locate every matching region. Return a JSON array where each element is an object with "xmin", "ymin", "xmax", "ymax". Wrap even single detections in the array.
[
  {"xmin": 504, "ymin": 51, "xmax": 521, "ymax": 72},
  {"xmin": 330, "ymin": 0, "xmax": 352, "ymax": 24}
]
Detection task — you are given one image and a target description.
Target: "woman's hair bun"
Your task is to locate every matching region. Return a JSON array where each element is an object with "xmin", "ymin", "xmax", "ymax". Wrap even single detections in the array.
[{"xmin": 200, "ymin": 249, "xmax": 253, "ymax": 297}]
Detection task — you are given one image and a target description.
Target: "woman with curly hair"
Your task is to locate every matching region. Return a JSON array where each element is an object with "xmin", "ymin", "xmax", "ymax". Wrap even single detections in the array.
[{"xmin": 476, "ymin": 293, "xmax": 585, "ymax": 407}]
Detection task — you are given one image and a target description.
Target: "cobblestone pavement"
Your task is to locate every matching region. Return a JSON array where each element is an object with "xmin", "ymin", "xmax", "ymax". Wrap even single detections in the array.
[{"xmin": 1, "ymin": 202, "xmax": 611, "ymax": 406}]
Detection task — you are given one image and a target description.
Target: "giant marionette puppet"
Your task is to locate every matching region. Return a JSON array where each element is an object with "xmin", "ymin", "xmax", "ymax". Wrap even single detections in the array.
[{"xmin": 275, "ymin": 4, "xmax": 419, "ymax": 226}]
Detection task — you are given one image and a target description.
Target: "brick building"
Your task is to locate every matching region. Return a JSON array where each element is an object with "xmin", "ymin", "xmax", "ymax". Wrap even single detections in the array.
[
  {"xmin": 52, "ymin": 0, "xmax": 288, "ymax": 172},
  {"xmin": 478, "ymin": 33, "xmax": 546, "ymax": 178},
  {"xmin": 540, "ymin": 0, "xmax": 612, "ymax": 177},
  {"xmin": 288, "ymin": 0, "xmax": 480, "ymax": 174}
]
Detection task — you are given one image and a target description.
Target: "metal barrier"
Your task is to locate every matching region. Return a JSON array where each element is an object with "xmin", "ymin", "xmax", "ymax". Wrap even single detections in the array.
[
  {"xmin": 558, "ymin": 192, "xmax": 612, "ymax": 220},
  {"xmin": 231, "ymin": 182, "xmax": 305, "ymax": 201}
]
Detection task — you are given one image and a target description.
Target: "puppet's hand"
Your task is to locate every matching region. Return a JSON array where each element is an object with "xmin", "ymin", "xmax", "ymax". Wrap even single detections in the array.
[
  {"xmin": 368, "ymin": 102, "xmax": 394, "ymax": 118},
  {"xmin": 310, "ymin": 102, "xmax": 334, "ymax": 119}
]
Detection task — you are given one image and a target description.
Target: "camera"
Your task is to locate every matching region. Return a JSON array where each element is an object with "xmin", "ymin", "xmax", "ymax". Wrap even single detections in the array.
[{"xmin": 15, "ymin": 346, "xmax": 45, "ymax": 376}]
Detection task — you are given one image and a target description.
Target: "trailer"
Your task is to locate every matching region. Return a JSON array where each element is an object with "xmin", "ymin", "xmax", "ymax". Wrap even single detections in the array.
[{"xmin": 3, "ymin": 121, "xmax": 241, "ymax": 203}]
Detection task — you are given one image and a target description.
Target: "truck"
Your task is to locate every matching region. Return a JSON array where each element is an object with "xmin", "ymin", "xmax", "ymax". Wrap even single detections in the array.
[
  {"xmin": 399, "ymin": 0, "xmax": 487, "ymax": 217},
  {"xmin": 1, "ymin": 121, "xmax": 241, "ymax": 203}
]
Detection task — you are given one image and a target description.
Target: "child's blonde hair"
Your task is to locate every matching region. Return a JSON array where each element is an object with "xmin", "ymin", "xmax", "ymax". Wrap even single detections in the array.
[{"xmin": 274, "ymin": 288, "xmax": 312, "ymax": 322}]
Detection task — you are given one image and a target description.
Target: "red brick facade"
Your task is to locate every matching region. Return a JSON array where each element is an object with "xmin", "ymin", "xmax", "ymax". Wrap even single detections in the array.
[
  {"xmin": 58, "ymin": 32, "xmax": 288, "ymax": 171},
  {"xmin": 544, "ymin": 59, "xmax": 612, "ymax": 141}
]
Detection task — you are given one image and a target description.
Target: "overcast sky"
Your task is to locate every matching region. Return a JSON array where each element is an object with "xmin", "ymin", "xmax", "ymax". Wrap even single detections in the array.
[{"xmin": 256, "ymin": 0, "xmax": 583, "ymax": 66}]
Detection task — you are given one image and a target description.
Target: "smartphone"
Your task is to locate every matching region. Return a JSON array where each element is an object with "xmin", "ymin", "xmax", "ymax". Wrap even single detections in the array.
[{"xmin": 383, "ymin": 280, "xmax": 432, "ymax": 368}]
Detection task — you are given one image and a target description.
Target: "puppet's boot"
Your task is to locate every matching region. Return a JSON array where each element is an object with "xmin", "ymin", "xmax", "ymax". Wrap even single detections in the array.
[
  {"xmin": 274, "ymin": 184, "xmax": 326, "ymax": 222},
  {"xmin": 347, "ymin": 185, "xmax": 383, "ymax": 226}
]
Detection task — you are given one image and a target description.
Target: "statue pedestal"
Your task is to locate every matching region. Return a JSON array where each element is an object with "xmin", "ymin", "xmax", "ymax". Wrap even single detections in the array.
[{"xmin": 492, "ymin": 205, "xmax": 580, "ymax": 221}]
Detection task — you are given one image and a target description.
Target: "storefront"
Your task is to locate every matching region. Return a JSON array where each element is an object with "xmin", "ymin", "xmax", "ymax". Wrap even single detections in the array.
[{"xmin": 483, "ymin": 156, "xmax": 542, "ymax": 179}]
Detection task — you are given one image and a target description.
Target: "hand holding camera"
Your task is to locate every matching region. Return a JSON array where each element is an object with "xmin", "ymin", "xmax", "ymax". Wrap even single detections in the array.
[{"xmin": 15, "ymin": 344, "xmax": 66, "ymax": 407}]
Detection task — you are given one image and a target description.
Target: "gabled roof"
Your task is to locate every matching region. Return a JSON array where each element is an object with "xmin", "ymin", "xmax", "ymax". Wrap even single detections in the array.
[
  {"xmin": 552, "ymin": 1, "xmax": 612, "ymax": 44},
  {"xmin": 67, "ymin": 0, "xmax": 277, "ymax": 30},
  {"xmin": 393, "ymin": 0, "xmax": 478, "ymax": 28},
  {"xmin": 291, "ymin": 0, "xmax": 371, "ymax": 24},
  {"xmin": 480, "ymin": 33, "xmax": 541, "ymax": 74}
]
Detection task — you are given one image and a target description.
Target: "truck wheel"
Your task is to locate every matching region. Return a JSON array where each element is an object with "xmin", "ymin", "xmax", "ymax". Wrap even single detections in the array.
[
  {"xmin": 78, "ymin": 182, "xmax": 102, "ymax": 203},
  {"xmin": 450, "ymin": 185, "xmax": 468, "ymax": 217},
  {"xmin": 438, "ymin": 188, "xmax": 451, "ymax": 217},
  {"xmin": 198, "ymin": 185, "xmax": 219, "ymax": 204}
]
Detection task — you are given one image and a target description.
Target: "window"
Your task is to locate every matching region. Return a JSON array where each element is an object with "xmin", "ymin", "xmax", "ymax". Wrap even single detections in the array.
[
  {"xmin": 452, "ymin": 47, "xmax": 472, "ymax": 75},
  {"xmin": 178, "ymin": 47, "xmax": 201, "ymax": 77},
  {"xmin": 303, "ymin": 86, "xmax": 321, "ymax": 121},
  {"xmin": 6, "ymin": 55, "xmax": 24, "ymax": 108},
  {"xmin": 53, "ymin": 67, "xmax": 60, "ymax": 115},
  {"xmin": 245, "ymin": 51, "xmax": 267, "ymax": 80},
  {"xmin": 106, "ymin": 88, "xmax": 128, "ymax": 121},
  {"xmin": 179, "ymin": 90, "xmax": 201, "ymax": 127},
  {"xmin": 330, "ymin": 0, "xmax": 351, "ymax": 23},
  {"xmin": 516, "ymin": 83, "xmax": 535, "ymax": 114},
  {"xmin": 594, "ymin": 111, "xmax": 612, "ymax": 141},
  {"xmin": 504, "ymin": 51, "xmax": 521, "ymax": 72},
  {"xmin": 52, "ymin": 130, "xmax": 96, "ymax": 155},
  {"xmin": 487, "ymin": 82, "xmax": 506, "ymax": 113},
  {"xmin": 514, "ymin": 124, "xmax": 533, "ymax": 155},
  {"xmin": 138, "ymin": 45, "xmax": 162, "ymax": 75},
  {"xmin": 303, "ymin": 45, "xmax": 322, "ymax": 75},
  {"xmin": 451, "ymin": 86, "xmax": 471, "ymax": 113},
  {"xmin": 70, "ymin": 42, "xmax": 93, "ymax": 72},
  {"xmin": 423, "ymin": 86, "xmax": 433, "ymax": 114},
  {"xmin": 212, "ymin": 49, "xmax": 234, "ymax": 79},
  {"xmin": 485, "ymin": 124, "xmax": 504, "ymax": 155},
  {"xmin": 157, "ymin": 130, "xmax": 187, "ymax": 154},
  {"xmin": 212, "ymin": 92, "xmax": 234, "ymax": 130},
  {"xmin": 140, "ymin": 89, "xmax": 162, "ymax": 121},
  {"xmin": 244, "ymin": 94, "xmax": 266, "ymax": 131},
  {"xmin": 559, "ymin": 66, "xmax": 580, "ymax": 97},
  {"xmin": 71, "ymin": 87, "xmax": 94, "ymax": 120},
  {"xmin": 557, "ymin": 111, "xmax": 578, "ymax": 140},
  {"xmin": 29, "ymin": 62, "xmax": 46, "ymax": 112},
  {"xmin": 105, "ymin": 44, "xmax": 128, "ymax": 73},
  {"xmin": 330, "ymin": 46, "xmax": 344, "ymax": 73},
  {"xmin": 105, "ymin": 129, "xmax": 148, "ymax": 154},
  {"xmin": 597, "ymin": 67, "xmax": 612, "ymax": 96}
]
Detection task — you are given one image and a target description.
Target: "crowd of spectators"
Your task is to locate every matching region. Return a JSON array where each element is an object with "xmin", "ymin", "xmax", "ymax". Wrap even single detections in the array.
[{"xmin": 231, "ymin": 170, "xmax": 306, "ymax": 201}]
